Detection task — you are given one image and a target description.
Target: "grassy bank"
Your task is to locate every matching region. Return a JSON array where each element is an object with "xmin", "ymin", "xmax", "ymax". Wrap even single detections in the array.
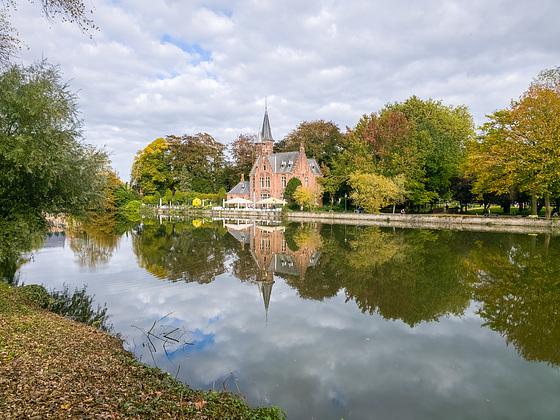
[{"xmin": 0, "ymin": 282, "xmax": 285, "ymax": 419}]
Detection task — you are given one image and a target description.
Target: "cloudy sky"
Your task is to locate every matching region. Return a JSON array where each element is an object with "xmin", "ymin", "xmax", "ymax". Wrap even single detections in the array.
[{"xmin": 9, "ymin": 0, "xmax": 560, "ymax": 179}]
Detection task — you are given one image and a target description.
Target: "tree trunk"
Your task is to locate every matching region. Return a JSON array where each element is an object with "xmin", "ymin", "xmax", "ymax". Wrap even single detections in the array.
[
  {"xmin": 531, "ymin": 189, "xmax": 538, "ymax": 216},
  {"xmin": 545, "ymin": 191, "xmax": 551, "ymax": 219}
]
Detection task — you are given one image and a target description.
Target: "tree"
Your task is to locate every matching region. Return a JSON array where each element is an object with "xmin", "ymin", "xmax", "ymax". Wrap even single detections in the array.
[
  {"xmin": 230, "ymin": 133, "xmax": 256, "ymax": 180},
  {"xmin": 293, "ymin": 185, "xmax": 322, "ymax": 210},
  {"xmin": 1, "ymin": 0, "xmax": 97, "ymax": 66},
  {"xmin": 317, "ymin": 163, "xmax": 345, "ymax": 208},
  {"xmin": 463, "ymin": 67, "xmax": 560, "ymax": 217},
  {"xmin": 348, "ymin": 172, "xmax": 407, "ymax": 213},
  {"xmin": 332, "ymin": 108, "xmax": 435, "ymax": 208},
  {"xmin": 217, "ymin": 187, "xmax": 227, "ymax": 207},
  {"xmin": 450, "ymin": 176, "xmax": 475, "ymax": 212},
  {"xmin": 179, "ymin": 165, "xmax": 192, "ymax": 192},
  {"xmin": 388, "ymin": 96, "xmax": 475, "ymax": 200},
  {"xmin": 284, "ymin": 177, "xmax": 302, "ymax": 203},
  {"xmin": 167, "ymin": 133, "xmax": 226, "ymax": 193},
  {"xmin": 0, "ymin": 60, "xmax": 108, "ymax": 221},
  {"xmin": 275, "ymin": 120, "xmax": 344, "ymax": 167},
  {"xmin": 130, "ymin": 138, "xmax": 172, "ymax": 195}
]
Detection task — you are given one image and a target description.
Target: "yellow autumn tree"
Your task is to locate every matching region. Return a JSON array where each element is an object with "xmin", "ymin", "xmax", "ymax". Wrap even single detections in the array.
[
  {"xmin": 463, "ymin": 67, "xmax": 560, "ymax": 218},
  {"xmin": 348, "ymin": 172, "xmax": 407, "ymax": 213}
]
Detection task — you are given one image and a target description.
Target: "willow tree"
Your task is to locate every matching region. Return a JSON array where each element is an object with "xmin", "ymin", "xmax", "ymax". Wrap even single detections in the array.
[{"xmin": 0, "ymin": 60, "xmax": 108, "ymax": 222}]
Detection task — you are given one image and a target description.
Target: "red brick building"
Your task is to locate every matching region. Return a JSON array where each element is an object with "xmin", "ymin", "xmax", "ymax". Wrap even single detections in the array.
[{"xmin": 227, "ymin": 107, "xmax": 322, "ymax": 205}]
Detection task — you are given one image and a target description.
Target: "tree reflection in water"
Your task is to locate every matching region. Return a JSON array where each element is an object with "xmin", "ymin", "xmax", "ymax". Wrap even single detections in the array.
[
  {"xmin": 464, "ymin": 233, "xmax": 560, "ymax": 367},
  {"xmin": 128, "ymin": 217, "xmax": 560, "ymax": 367}
]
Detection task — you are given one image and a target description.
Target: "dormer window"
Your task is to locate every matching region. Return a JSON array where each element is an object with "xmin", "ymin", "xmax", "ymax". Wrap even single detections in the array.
[{"xmin": 288, "ymin": 160, "xmax": 293, "ymax": 166}]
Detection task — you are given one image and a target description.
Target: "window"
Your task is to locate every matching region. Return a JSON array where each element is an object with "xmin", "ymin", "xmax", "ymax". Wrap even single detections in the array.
[
  {"xmin": 305, "ymin": 177, "xmax": 309, "ymax": 186},
  {"xmin": 281, "ymin": 176, "xmax": 286, "ymax": 188},
  {"xmin": 263, "ymin": 164, "xmax": 266, "ymax": 171},
  {"xmin": 282, "ymin": 239, "xmax": 286, "ymax": 252},
  {"xmin": 266, "ymin": 177, "xmax": 270, "ymax": 187},
  {"xmin": 260, "ymin": 177, "xmax": 264, "ymax": 188}
]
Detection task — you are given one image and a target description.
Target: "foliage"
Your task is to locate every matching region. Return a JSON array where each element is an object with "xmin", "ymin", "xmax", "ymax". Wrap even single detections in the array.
[
  {"xmin": 275, "ymin": 119, "xmax": 344, "ymax": 167},
  {"xmin": 293, "ymin": 185, "xmax": 311, "ymax": 209},
  {"xmin": 114, "ymin": 184, "xmax": 140, "ymax": 209},
  {"xmin": 1, "ymin": 0, "xmax": 97, "ymax": 66},
  {"xmin": 130, "ymin": 138, "xmax": 172, "ymax": 195},
  {"xmin": 217, "ymin": 187, "xmax": 227, "ymax": 206},
  {"xmin": 0, "ymin": 9, "xmax": 19, "ymax": 65},
  {"xmin": 0, "ymin": 281, "xmax": 285, "ymax": 418},
  {"xmin": 348, "ymin": 172, "xmax": 407, "ymax": 213},
  {"xmin": 0, "ymin": 60, "xmax": 109, "ymax": 220},
  {"xmin": 330, "ymin": 102, "xmax": 466, "ymax": 208},
  {"xmin": 167, "ymin": 133, "xmax": 227, "ymax": 193},
  {"xmin": 463, "ymin": 67, "xmax": 560, "ymax": 217},
  {"xmin": 464, "ymin": 234, "xmax": 560, "ymax": 366},
  {"xmin": 318, "ymin": 163, "xmax": 346, "ymax": 208},
  {"xmin": 230, "ymin": 133, "xmax": 256, "ymax": 182},
  {"xmin": 283, "ymin": 177, "xmax": 302, "ymax": 202}
]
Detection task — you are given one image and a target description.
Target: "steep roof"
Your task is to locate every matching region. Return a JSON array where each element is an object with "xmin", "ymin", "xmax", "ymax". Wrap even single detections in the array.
[
  {"xmin": 256, "ymin": 106, "xmax": 273, "ymax": 143},
  {"xmin": 266, "ymin": 152, "xmax": 300, "ymax": 174},
  {"xmin": 307, "ymin": 158, "xmax": 321, "ymax": 175},
  {"xmin": 227, "ymin": 180, "xmax": 250, "ymax": 195}
]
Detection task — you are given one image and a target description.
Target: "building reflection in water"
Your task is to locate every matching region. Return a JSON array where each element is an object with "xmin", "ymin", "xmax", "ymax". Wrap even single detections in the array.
[{"xmin": 223, "ymin": 219, "xmax": 320, "ymax": 320}]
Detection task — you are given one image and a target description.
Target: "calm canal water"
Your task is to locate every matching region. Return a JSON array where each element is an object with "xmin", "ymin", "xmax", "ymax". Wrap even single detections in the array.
[{"xmin": 15, "ymin": 217, "xmax": 560, "ymax": 419}]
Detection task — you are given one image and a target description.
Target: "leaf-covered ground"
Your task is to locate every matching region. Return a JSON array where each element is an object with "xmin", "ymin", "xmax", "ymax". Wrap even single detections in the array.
[{"xmin": 0, "ymin": 283, "xmax": 285, "ymax": 419}]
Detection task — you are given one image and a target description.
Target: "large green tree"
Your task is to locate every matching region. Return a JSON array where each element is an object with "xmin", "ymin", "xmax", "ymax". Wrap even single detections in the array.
[
  {"xmin": 388, "ymin": 96, "xmax": 474, "ymax": 200},
  {"xmin": 328, "ymin": 108, "xmax": 435, "ymax": 209},
  {"xmin": 275, "ymin": 120, "xmax": 344, "ymax": 167},
  {"xmin": 130, "ymin": 137, "xmax": 172, "ymax": 195},
  {"xmin": 0, "ymin": 60, "xmax": 108, "ymax": 221},
  {"xmin": 167, "ymin": 133, "xmax": 227, "ymax": 193},
  {"xmin": 230, "ymin": 133, "xmax": 256, "ymax": 181}
]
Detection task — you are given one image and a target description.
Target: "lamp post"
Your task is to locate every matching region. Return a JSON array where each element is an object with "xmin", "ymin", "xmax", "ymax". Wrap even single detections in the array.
[{"xmin": 344, "ymin": 193, "xmax": 347, "ymax": 213}]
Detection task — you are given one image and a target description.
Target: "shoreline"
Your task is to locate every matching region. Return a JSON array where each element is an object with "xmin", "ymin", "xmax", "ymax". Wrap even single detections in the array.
[
  {"xmin": 0, "ymin": 283, "xmax": 285, "ymax": 419},
  {"xmin": 156, "ymin": 208, "xmax": 560, "ymax": 235}
]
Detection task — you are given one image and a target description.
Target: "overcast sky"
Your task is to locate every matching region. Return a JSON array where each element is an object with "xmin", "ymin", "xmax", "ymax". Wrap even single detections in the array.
[{"xmin": 9, "ymin": 0, "xmax": 560, "ymax": 179}]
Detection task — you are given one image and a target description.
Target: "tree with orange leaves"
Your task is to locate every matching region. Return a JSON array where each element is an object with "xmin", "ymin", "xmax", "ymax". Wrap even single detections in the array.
[{"xmin": 464, "ymin": 67, "xmax": 560, "ymax": 217}]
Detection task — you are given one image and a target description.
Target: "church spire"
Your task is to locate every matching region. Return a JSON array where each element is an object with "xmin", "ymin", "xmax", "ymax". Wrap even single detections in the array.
[{"xmin": 261, "ymin": 100, "xmax": 273, "ymax": 141}]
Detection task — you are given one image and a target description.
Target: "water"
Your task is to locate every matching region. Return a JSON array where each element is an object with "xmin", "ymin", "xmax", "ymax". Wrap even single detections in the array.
[{"xmin": 15, "ymin": 218, "xmax": 560, "ymax": 419}]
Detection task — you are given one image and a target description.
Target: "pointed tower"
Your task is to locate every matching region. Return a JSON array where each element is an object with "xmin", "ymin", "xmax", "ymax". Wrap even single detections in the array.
[{"xmin": 255, "ymin": 101, "xmax": 274, "ymax": 156}]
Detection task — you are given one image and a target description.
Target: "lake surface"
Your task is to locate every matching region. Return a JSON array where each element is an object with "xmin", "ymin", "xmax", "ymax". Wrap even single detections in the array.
[{"xmin": 15, "ymin": 217, "xmax": 560, "ymax": 419}]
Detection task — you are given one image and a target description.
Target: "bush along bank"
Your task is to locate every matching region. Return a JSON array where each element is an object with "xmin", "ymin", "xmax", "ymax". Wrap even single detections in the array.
[{"xmin": 0, "ymin": 282, "xmax": 285, "ymax": 419}]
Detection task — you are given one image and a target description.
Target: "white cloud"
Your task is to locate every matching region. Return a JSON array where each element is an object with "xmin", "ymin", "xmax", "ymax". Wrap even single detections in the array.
[{"xmin": 8, "ymin": 0, "xmax": 560, "ymax": 178}]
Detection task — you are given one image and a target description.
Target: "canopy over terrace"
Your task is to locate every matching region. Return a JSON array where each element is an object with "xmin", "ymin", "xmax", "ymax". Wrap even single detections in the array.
[
  {"xmin": 257, "ymin": 197, "xmax": 285, "ymax": 206},
  {"xmin": 224, "ymin": 197, "xmax": 253, "ymax": 209}
]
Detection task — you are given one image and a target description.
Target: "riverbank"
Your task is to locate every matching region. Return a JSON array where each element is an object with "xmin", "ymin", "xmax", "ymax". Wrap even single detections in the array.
[
  {"xmin": 0, "ymin": 282, "xmax": 285, "ymax": 419},
  {"xmin": 157, "ymin": 207, "xmax": 560, "ymax": 235}
]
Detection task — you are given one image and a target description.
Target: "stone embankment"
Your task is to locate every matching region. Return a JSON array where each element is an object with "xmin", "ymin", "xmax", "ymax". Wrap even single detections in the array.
[
  {"xmin": 170, "ymin": 208, "xmax": 560, "ymax": 235},
  {"xmin": 283, "ymin": 211, "xmax": 560, "ymax": 235}
]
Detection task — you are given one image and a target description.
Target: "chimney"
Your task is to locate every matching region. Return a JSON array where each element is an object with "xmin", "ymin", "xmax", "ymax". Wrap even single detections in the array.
[{"xmin": 241, "ymin": 173, "xmax": 245, "ymax": 182}]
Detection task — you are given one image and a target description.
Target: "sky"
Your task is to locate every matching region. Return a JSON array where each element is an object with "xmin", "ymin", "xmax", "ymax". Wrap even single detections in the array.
[{"xmin": 9, "ymin": 0, "xmax": 560, "ymax": 180}]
